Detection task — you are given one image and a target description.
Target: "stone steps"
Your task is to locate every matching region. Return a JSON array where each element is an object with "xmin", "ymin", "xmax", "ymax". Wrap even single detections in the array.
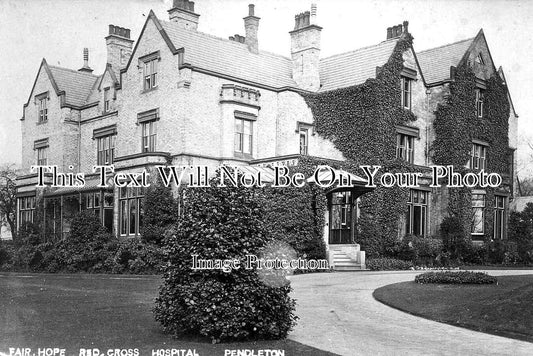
[{"xmin": 331, "ymin": 251, "xmax": 364, "ymax": 271}]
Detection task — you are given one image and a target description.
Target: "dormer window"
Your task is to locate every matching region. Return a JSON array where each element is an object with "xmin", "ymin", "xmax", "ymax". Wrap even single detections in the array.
[
  {"xmin": 401, "ymin": 77, "xmax": 412, "ymax": 110},
  {"xmin": 475, "ymin": 89, "xmax": 484, "ymax": 118},
  {"xmin": 103, "ymin": 87, "xmax": 110, "ymax": 112}
]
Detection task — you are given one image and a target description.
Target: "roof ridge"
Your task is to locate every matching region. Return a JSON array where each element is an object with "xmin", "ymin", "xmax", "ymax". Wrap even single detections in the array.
[
  {"xmin": 160, "ymin": 19, "xmax": 292, "ymax": 61},
  {"xmin": 418, "ymin": 37, "xmax": 474, "ymax": 54},
  {"xmin": 48, "ymin": 64, "xmax": 99, "ymax": 78},
  {"xmin": 320, "ymin": 39, "xmax": 398, "ymax": 62}
]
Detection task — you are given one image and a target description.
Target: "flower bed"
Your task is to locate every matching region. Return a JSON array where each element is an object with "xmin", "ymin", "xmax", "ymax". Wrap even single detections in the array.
[{"xmin": 415, "ymin": 271, "xmax": 497, "ymax": 284}]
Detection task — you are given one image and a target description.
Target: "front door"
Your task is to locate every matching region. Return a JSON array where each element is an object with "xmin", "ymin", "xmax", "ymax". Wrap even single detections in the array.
[{"xmin": 328, "ymin": 191, "xmax": 355, "ymax": 244}]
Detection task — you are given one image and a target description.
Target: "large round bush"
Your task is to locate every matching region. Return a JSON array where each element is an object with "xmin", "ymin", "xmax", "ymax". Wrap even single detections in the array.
[{"xmin": 153, "ymin": 174, "xmax": 297, "ymax": 343}]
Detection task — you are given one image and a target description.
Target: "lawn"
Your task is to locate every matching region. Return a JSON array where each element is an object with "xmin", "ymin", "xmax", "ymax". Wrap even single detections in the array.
[
  {"xmin": 373, "ymin": 274, "xmax": 533, "ymax": 343},
  {"xmin": 0, "ymin": 273, "xmax": 337, "ymax": 356}
]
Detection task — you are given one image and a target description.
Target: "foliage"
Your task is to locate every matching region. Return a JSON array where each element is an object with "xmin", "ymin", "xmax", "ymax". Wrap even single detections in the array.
[
  {"xmin": 440, "ymin": 216, "xmax": 472, "ymax": 262},
  {"xmin": 433, "ymin": 63, "xmax": 510, "ymax": 245},
  {"xmin": 154, "ymin": 172, "xmax": 297, "ymax": 343},
  {"xmin": 0, "ymin": 164, "xmax": 18, "ymax": 242},
  {"xmin": 1, "ymin": 210, "xmax": 164, "ymax": 274},
  {"xmin": 415, "ymin": 271, "xmax": 497, "ymax": 284},
  {"xmin": 302, "ymin": 35, "xmax": 417, "ymax": 258},
  {"xmin": 366, "ymin": 257, "xmax": 413, "ymax": 271},
  {"xmin": 508, "ymin": 203, "xmax": 533, "ymax": 264},
  {"xmin": 141, "ymin": 176, "xmax": 179, "ymax": 245},
  {"xmin": 398, "ymin": 235, "xmax": 443, "ymax": 265}
]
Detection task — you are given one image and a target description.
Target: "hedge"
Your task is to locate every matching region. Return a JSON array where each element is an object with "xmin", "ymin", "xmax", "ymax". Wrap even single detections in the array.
[{"xmin": 415, "ymin": 271, "xmax": 497, "ymax": 284}]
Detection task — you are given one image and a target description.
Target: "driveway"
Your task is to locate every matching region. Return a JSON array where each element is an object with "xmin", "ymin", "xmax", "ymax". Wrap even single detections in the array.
[{"xmin": 288, "ymin": 270, "xmax": 533, "ymax": 356}]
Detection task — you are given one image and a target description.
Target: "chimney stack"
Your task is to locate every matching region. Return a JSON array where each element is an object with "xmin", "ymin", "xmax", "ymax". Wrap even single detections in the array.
[
  {"xmin": 106, "ymin": 25, "xmax": 134, "ymax": 78},
  {"xmin": 386, "ymin": 21, "xmax": 409, "ymax": 40},
  {"xmin": 244, "ymin": 4, "xmax": 260, "ymax": 54},
  {"xmin": 78, "ymin": 48, "xmax": 93, "ymax": 73},
  {"xmin": 168, "ymin": 0, "xmax": 200, "ymax": 30},
  {"xmin": 290, "ymin": 4, "xmax": 322, "ymax": 91}
]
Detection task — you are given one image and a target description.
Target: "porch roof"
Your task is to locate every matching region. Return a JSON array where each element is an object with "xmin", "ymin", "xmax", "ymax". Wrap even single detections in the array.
[{"xmin": 44, "ymin": 177, "xmax": 112, "ymax": 197}]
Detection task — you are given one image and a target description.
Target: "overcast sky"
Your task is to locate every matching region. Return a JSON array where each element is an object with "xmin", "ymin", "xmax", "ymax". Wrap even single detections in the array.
[{"xmin": 1, "ymin": 0, "xmax": 532, "ymax": 175}]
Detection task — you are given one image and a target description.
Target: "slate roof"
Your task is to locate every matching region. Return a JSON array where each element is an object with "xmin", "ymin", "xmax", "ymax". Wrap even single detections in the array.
[
  {"xmin": 48, "ymin": 65, "xmax": 99, "ymax": 107},
  {"xmin": 318, "ymin": 39, "xmax": 399, "ymax": 92},
  {"xmin": 417, "ymin": 38, "xmax": 474, "ymax": 84},
  {"xmin": 160, "ymin": 19, "xmax": 297, "ymax": 89}
]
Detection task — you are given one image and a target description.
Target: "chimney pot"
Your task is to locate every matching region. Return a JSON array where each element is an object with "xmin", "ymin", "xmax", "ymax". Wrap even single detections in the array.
[
  {"xmin": 403, "ymin": 20, "xmax": 409, "ymax": 34},
  {"xmin": 78, "ymin": 47, "xmax": 93, "ymax": 73},
  {"xmin": 248, "ymin": 4, "xmax": 255, "ymax": 16},
  {"xmin": 310, "ymin": 4, "xmax": 317, "ymax": 24},
  {"xmin": 386, "ymin": 27, "xmax": 392, "ymax": 39}
]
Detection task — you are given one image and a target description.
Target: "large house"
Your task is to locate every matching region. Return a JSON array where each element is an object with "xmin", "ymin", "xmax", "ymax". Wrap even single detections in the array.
[{"xmin": 16, "ymin": 1, "xmax": 518, "ymax": 269}]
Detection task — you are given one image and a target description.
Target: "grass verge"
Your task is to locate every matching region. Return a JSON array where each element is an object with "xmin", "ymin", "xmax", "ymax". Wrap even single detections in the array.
[
  {"xmin": 373, "ymin": 274, "xmax": 533, "ymax": 343},
  {"xmin": 0, "ymin": 273, "xmax": 337, "ymax": 355}
]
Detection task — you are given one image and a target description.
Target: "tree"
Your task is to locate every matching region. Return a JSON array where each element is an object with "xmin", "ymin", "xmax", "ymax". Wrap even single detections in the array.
[{"xmin": 0, "ymin": 164, "xmax": 17, "ymax": 241}]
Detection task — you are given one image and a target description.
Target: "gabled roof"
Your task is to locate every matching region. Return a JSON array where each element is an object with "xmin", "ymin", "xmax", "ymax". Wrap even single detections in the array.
[
  {"xmin": 417, "ymin": 37, "xmax": 474, "ymax": 85},
  {"xmin": 48, "ymin": 65, "xmax": 99, "ymax": 107},
  {"xmin": 157, "ymin": 16, "xmax": 297, "ymax": 89},
  {"xmin": 498, "ymin": 66, "xmax": 518, "ymax": 117},
  {"xmin": 319, "ymin": 39, "xmax": 399, "ymax": 92}
]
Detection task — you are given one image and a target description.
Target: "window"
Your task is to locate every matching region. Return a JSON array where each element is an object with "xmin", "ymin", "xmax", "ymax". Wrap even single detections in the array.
[
  {"xmin": 103, "ymin": 87, "xmax": 110, "ymax": 112},
  {"xmin": 97, "ymin": 135, "xmax": 115, "ymax": 165},
  {"xmin": 396, "ymin": 133, "xmax": 414, "ymax": 163},
  {"xmin": 476, "ymin": 53, "xmax": 485, "ymax": 65},
  {"xmin": 37, "ymin": 147, "xmax": 48, "ymax": 166},
  {"xmin": 469, "ymin": 143, "xmax": 486, "ymax": 170},
  {"xmin": 141, "ymin": 121, "xmax": 157, "ymax": 153},
  {"xmin": 119, "ymin": 187, "xmax": 144, "ymax": 236},
  {"xmin": 85, "ymin": 192, "xmax": 114, "ymax": 233},
  {"xmin": 406, "ymin": 190, "xmax": 428, "ymax": 236},
  {"xmin": 494, "ymin": 196, "xmax": 506, "ymax": 240},
  {"xmin": 471, "ymin": 193, "xmax": 485, "ymax": 237},
  {"xmin": 234, "ymin": 118, "xmax": 253, "ymax": 156},
  {"xmin": 38, "ymin": 97, "xmax": 48, "ymax": 123},
  {"xmin": 401, "ymin": 77, "xmax": 412, "ymax": 110},
  {"xmin": 299, "ymin": 127, "xmax": 308, "ymax": 155},
  {"xmin": 19, "ymin": 196, "xmax": 36, "ymax": 227},
  {"xmin": 143, "ymin": 58, "xmax": 158, "ymax": 90},
  {"xmin": 476, "ymin": 89, "xmax": 484, "ymax": 118}
]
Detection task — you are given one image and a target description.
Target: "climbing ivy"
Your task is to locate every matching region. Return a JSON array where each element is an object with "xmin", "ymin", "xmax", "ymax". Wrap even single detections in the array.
[
  {"xmin": 433, "ymin": 63, "xmax": 510, "ymax": 242},
  {"xmin": 302, "ymin": 35, "xmax": 418, "ymax": 257}
]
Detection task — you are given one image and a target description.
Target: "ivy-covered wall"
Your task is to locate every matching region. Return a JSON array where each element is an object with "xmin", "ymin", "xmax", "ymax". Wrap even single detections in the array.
[
  {"xmin": 300, "ymin": 32, "xmax": 512, "ymax": 255},
  {"xmin": 432, "ymin": 63, "xmax": 510, "ymax": 242},
  {"xmin": 302, "ymin": 35, "xmax": 419, "ymax": 256}
]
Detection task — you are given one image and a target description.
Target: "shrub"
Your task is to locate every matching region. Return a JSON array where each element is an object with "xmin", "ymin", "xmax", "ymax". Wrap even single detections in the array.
[
  {"xmin": 462, "ymin": 243, "xmax": 487, "ymax": 265},
  {"xmin": 415, "ymin": 271, "xmax": 497, "ymax": 284},
  {"xmin": 440, "ymin": 216, "xmax": 471, "ymax": 262},
  {"xmin": 366, "ymin": 257, "xmax": 413, "ymax": 271},
  {"xmin": 154, "ymin": 173, "xmax": 297, "ymax": 343},
  {"xmin": 399, "ymin": 235, "xmax": 443, "ymax": 265},
  {"xmin": 141, "ymin": 178, "xmax": 179, "ymax": 245},
  {"xmin": 508, "ymin": 204, "xmax": 533, "ymax": 264},
  {"xmin": 112, "ymin": 239, "xmax": 164, "ymax": 274}
]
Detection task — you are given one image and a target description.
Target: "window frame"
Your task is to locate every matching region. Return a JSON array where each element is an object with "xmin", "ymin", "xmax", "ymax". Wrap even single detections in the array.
[
  {"xmin": 469, "ymin": 143, "xmax": 487, "ymax": 171},
  {"xmin": 476, "ymin": 88, "xmax": 484, "ymax": 119},
  {"xmin": 401, "ymin": 76, "xmax": 412, "ymax": 110},
  {"xmin": 37, "ymin": 146, "xmax": 48, "ymax": 166},
  {"xmin": 234, "ymin": 117, "xmax": 253, "ymax": 157},
  {"xmin": 406, "ymin": 190, "xmax": 428, "ymax": 237},
  {"xmin": 118, "ymin": 187, "xmax": 144, "ymax": 237},
  {"xmin": 396, "ymin": 133, "xmax": 415, "ymax": 163},
  {"xmin": 141, "ymin": 120, "xmax": 157, "ymax": 153},
  {"xmin": 471, "ymin": 192, "xmax": 486, "ymax": 238},
  {"xmin": 97, "ymin": 134, "xmax": 116, "ymax": 165},
  {"xmin": 19, "ymin": 196, "xmax": 36, "ymax": 227},
  {"xmin": 103, "ymin": 87, "xmax": 110, "ymax": 113},
  {"xmin": 493, "ymin": 195, "xmax": 506, "ymax": 240},
  {"xmin": 299, "ymin": 127, "xmax": 309, "ymax": 155}
]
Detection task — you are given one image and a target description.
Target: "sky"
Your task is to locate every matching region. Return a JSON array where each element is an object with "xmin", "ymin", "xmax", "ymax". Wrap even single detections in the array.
[{"xmin": 1, "ymin": 0, "xmax": 532, "ymax": 176}]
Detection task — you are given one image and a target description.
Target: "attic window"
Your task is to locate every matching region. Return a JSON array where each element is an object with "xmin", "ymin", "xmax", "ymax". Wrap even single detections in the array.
[
  {"xmin": 35, "ymin": 91, "xmax": 49, "ymax": 123},
  {"xmin": 475, "ymin": 53, "xmax": 485, "ymax": 65}
]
